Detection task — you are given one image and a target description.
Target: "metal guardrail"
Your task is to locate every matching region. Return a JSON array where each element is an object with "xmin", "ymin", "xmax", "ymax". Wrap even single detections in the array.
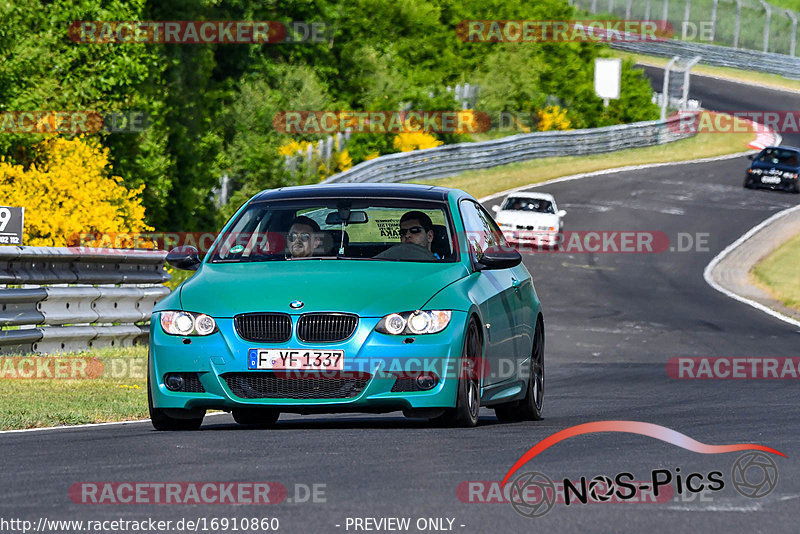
[
  {"xmin": 323, "ymin": 117, "xmax": 693, "ymax": 184},
  {"xmin": 609, "ymin": 38, "xmax": 800, "ymax": 79},
  {"xmin": 0, "ymin": 247, "xmax": 171, "ymax": 354}
]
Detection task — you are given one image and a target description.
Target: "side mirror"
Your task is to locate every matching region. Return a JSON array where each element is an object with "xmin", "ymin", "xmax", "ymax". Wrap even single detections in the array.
[
  {"xmin": 557, "ymin": 210, "xmax": 567, "ymax": 218},
  {"xmin": 491, "ymin": 205, "xmax": 501, "ymax": 213},
  {"xmin": 166, "ymin": 245, "xmax": 201, "ymax": 271},
  {"xmin": 477, "ymin": 248, "xmax": 522, "ymax": 270},
  {"xmin": 747, "ymin": 154, "xmax": 756, "ymax": 160}
]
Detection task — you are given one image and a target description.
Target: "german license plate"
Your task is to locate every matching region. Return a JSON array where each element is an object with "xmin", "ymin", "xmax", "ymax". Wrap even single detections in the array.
[{"xmin": 248, "ymin": 349, "xmax": 344, "ymax": 370}]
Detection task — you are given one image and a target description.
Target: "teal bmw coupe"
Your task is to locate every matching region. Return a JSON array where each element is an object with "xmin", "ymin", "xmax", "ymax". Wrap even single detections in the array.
[{"xmin": 149, "ymin": 183, "xmax": 545, "ymax": 429}]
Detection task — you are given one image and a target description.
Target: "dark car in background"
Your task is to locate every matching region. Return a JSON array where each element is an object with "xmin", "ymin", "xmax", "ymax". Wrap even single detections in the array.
[{"xmin": 744, "ymin": 146, "xmax": 800, "ymax": 193}]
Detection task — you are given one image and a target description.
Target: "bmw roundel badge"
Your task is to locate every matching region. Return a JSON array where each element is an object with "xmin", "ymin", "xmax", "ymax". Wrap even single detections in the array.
[{"xmin": 290, "ymin": 300, "xmax": 304, "ymax": 309}]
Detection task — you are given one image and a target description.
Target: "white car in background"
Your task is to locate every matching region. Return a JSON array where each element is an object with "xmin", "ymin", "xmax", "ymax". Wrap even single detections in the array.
[{"xmin": 492, "ymin": 192, "xmax": 566, "ymax": 248}]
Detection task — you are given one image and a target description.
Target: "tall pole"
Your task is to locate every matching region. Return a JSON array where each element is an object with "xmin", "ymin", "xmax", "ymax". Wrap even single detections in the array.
[
  {"xmin": 787, "ymin": 9, "xmax": 798, "ymax": 56},
  {"xmin": 760, "ymin": 0, "xmax": 771, "ymax": 52},
  {"xmin": 733, "ymin": 0, "xmax": 742, "ymax": 48},
  {"xmin": 710, "ymin": 0, "xmax": 718, "ymax": 42},
  {"xmin": 661, "ymin": 56, "xmax": 680, "ymax": 121}
]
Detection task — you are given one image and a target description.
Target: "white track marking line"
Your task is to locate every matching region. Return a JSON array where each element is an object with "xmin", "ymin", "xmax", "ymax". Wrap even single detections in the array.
[
  {"xmin": 0, "ymin": 412, "xmax": 229, "ymax": 435},
  {"xmin": 703, "ymin": 204, "xmax": 800, "ymax": 329}
]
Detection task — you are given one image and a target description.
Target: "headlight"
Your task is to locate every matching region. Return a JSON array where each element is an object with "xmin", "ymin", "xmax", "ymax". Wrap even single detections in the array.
[
  {"xmin": 160, "ymin": 311, "xmax": 217, "ymax": 336},
  {"xmin": 376, "ymin": 310, "xmax": 452, "ymax": 335}
]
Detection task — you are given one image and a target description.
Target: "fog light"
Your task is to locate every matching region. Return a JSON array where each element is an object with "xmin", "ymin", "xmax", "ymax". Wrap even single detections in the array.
[
  {"xmin": 165, "ymin": 373, "xmax": 184, "ymax": 391},
  {"xmin": 415, "ymin": 373, "xmax": 438, "ymax": 390}
]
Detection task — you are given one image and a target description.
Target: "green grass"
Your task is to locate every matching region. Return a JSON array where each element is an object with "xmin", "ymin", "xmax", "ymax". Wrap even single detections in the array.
[
  {"xmin": 751, "ymin": 232, "xmax": 800, "ymax": 311},
  {"xmin": 410, "ymin": 127, "xmax": 755, "ymax": 199},
  {"xmin": 0, "ymin": 345, "xmax": 149, "ymax": 430}
]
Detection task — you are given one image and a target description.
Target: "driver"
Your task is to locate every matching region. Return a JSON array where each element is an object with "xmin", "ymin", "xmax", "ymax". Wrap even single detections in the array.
[
  {"xmin": 287, "ymin": 216, "xmax": 322, "ymax": 258},
  {"xmin": 399, "ymin": 211, "xmax": 438, "ymax": 256}
]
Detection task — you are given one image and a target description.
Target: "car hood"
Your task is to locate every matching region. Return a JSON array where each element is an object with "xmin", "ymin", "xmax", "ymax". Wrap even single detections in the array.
[
  {"xmin": 178, "ymin": 260, "xmax": 470, "ymax": 317},
  {"xmin": 496, "ymin": 210, "xmax": 560, "ymax": 228}
]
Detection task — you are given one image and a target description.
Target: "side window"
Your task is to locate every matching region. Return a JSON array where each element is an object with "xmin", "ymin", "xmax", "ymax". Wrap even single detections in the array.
[
  {"xmin": 476, "ymin": 205, "xmax": 509, "ymax": 248},
  {"xmin": 459, "ymin": 200, "xmax": 494, "ymax": 263}
]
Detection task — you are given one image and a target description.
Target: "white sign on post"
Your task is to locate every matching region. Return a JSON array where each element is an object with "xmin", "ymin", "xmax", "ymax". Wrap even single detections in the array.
[{"xmin": 594, "ymin": 58, "xmax": 622, "ymax": 107}]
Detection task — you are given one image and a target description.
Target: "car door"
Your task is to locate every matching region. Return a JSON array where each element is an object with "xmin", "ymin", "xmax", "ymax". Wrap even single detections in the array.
[
  {"xmin": 459, "ymin": 200, "xmax": 519, "ymax": 386},
  {"xmin": 477, "ymin": 203, "xmax": 534, "ymax": 374}
]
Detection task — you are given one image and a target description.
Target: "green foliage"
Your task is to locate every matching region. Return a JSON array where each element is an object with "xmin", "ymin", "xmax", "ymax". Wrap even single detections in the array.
[{"xmin": 0, "ymin": 0, "xmax": 660, "ymax": 234}]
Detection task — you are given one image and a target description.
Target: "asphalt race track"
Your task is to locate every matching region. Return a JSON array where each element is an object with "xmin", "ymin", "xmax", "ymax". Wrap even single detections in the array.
[{"xmin": 1, "ymin": 72, "xmax": 799, "ymax": 533}]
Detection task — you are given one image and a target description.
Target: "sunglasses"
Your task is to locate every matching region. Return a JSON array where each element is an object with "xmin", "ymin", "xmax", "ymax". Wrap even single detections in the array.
[
  {"xmin": 399, "ymin": 226, "xmax": 425, "ymax": 237},
  {"xmin": 288, "ymin": 232, "xmax": 312, "ymax": 243}
]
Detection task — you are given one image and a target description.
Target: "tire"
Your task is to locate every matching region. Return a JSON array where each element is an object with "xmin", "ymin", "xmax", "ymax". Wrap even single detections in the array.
[
  {"xmin": 743, "ymin": 178, "xmax": 753, "ymax": 189},
  {"xmin": 148, "ymin": 368, "xmax": 205, "ymax": 431},
  {"xmin": 232, "ymin": 408, "xmax": 280, "ymax": 428},
  {"xmin": 432, "ymin": 319, "xmax": 482, "ymax": 428},
  {"xmin": 494, "ymin": 318, "xmax": 544, "ymax": 423}
]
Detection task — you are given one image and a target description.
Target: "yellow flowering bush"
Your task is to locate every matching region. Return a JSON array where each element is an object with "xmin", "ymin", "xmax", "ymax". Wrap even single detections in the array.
[
  {"xmin": 277, "ymin": 139, "xmax": 313, "ymax": 157},
  {"xmin": 537, "ymin": 106, "xmax": 572, "ymax": 131},
  {"xmin": 281, "ymin": 138, "xmax": 352, "ymax": 180},
  {"xmin": 335, "ymin": 149, "xmax": 353, "ymax": 172},
  {"xmin": 364, "ymin": 151, "xmax": 380, "ymax": 160},
  {"xmin": 392, "ymin": 132, "xmax": 443, "ymax": 152},
  {"xmin": 0, "ymin": 137, "xmax": 151, "ymax": 247}
]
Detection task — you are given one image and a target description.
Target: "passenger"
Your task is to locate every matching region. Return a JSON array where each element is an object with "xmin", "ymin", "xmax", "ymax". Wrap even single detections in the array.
[{"xmin": 287, "ymin": 216, "xmax": 322, "ymax": 258}]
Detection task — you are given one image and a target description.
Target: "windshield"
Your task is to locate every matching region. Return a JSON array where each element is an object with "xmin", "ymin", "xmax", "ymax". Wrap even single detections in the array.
[
  {"xmin": 501, "ymin": 197, "xmax": 554, "ymax": 214},
  {"xmin": 208, "ymin": 198, "xmax": 457, "ymax": 263},
  {"xmin": 756, "ymin": 148, "xmax": 800, "ymax": 167}
]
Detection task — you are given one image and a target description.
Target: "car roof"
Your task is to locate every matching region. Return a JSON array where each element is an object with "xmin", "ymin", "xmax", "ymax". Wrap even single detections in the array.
[
  {"xmin": 253, "ymin": 183, "xmax": 453, "ymax": 202},
  {"xmin": 762, "ymin": 145, "xmax": 800, "ymax": 153},
  {"xmin": 503, "ymin": 191, "xmax": 555, "ymax": 201}
]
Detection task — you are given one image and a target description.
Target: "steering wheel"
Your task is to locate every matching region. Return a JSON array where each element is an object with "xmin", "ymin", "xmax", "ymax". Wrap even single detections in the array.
[{"xmin": 374, "ymin": 242, "xmax": 437, "ymax": 261}]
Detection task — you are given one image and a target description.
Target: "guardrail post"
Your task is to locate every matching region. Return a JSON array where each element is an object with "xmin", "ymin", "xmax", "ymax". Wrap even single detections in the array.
[
  {"xmin": 710, "ymin": 0, "xmax": 718, "ymax": 42},
  {"xmin": 661, "ymin": 56, "xmax": 680, "ymax": 120},
  {"xmin": 682, "ymin": 55, "xmax": 702, "ymax": 109},
  {"xmin": 734, "ymin": 0, "xmax": 741, "ymax": 48},
  {"xmin": 760, "ymin": 0, "xmax": 771, "ymax": 52},
  {"xmin": 682, "ymin": 0, "xmax": 691, "ymax": 39},
  {"xmin": 786, "ymin": 9, "xmax": 797, "ymax": 55}
]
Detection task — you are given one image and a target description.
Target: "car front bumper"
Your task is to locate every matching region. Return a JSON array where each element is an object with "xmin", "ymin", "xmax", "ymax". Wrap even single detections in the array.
[
  {"xmin": 747, "ymin": 174, "xmax": 799, "ymax": 192},
  {"xmin": 149, "ymin": 311, "xmax": 469, "ymax": 413},
  {"xmin": 502, "ymin": 230, "xmax": 560, "ymax": 248}
]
